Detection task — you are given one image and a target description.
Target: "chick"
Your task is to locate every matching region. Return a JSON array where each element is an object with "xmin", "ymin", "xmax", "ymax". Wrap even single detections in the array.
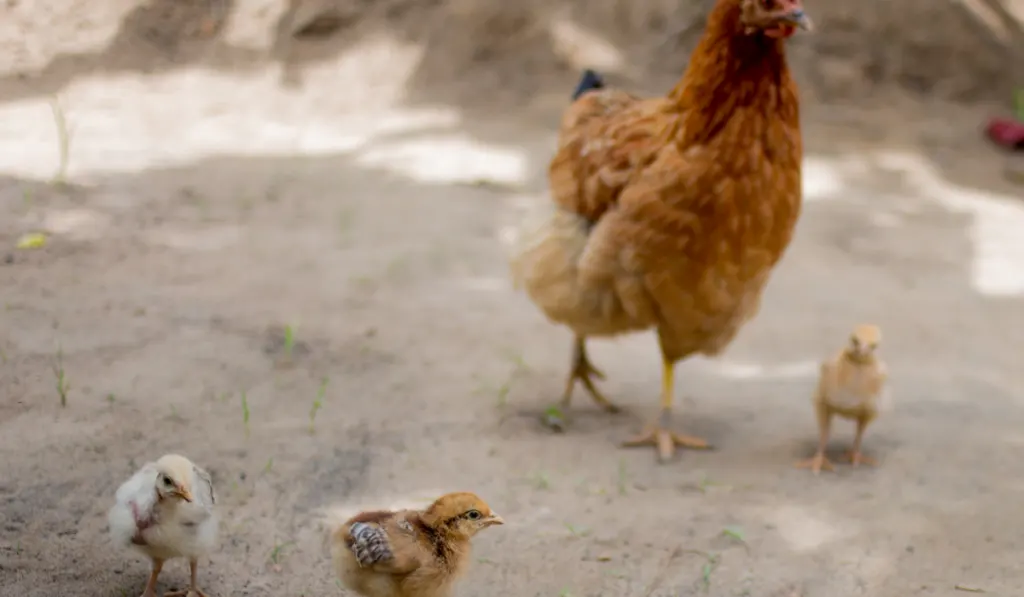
[
  {"xmin": 796, "ymin": 325, "xmax": 889, "ymax": 474},
  {"xmin": 108, "ymin": 454, "xmax": 218, "ymax": 597},
  {"xmin": 332, "ymin": 492, "xmax": 504, "ymax": 597}
]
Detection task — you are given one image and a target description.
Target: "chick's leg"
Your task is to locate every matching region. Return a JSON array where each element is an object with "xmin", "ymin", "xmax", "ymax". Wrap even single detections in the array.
[
  {"xmin": 795, "ymin": 401, "xmax": 835, "ymax": 474},
  {"xmin": 844, "ymin": 416, "xmax": 878, "ymax": 467},
  {"xmin": 621, "ymin": 357, "xmax": 711, "ymax": 462},
  {"xmin": 140, "ymin": 559, "xmax": 163, "ymax": 597},
  {"xmin": 162, "ymin": 559, "xmax": 209, "ymax": 597},
  {"xmin": 544, "ymin": 336, "xmax": 620, "ymax": 430}
]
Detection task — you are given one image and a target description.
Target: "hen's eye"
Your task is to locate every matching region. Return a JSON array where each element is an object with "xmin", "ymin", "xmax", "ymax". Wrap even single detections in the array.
[{"xmin": 465, "ymin": 510, "xmax": 482, "ymax": 520}]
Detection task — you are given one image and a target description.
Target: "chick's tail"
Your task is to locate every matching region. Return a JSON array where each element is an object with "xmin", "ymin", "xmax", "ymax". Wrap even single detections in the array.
[{"xmin": 571, "ymin": 69, "xmax": 605, "ymax": 101}]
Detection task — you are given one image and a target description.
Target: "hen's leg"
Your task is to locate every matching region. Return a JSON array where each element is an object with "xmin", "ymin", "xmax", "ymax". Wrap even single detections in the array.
[
  {"xmin": 621, "ymin": 357, "xmax": 710, "ymax": 462},
  {"xmin": 795, "ymin": 401, "xmax": 835, "ymax": 474},
  {"xmin": 844, "ymin": 416, "xmax": 877, "ymax": 467},
  {"xmin": 140, "ymin": 558, "xmax": 163, "ymax": 597},
  {"xmin": 163, "ymin": 559, "xmax": 209, "ymax": 597},
  {"xmin": 544, "ymin": 336, "xmax": 620, "ymax": 430}
]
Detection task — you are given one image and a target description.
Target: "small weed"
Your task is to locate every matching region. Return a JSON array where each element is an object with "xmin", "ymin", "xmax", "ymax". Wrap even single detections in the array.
[
  {"xmin": 240, "ymin": 390, "xmax": 251, "ymax": 437},
  {"xmin": 269, "ymin": 541, "xmax": 295, "ymax": 564},
  {"xmin": 559, "ymin": 589, "xmax": 575, "ymax": 597},
  {"xmin": 0, "ymin": 348, "xmax": 7, "ymax": 364},
  {"xmin": 337, "ymin": 207, "xmax": 357, "ymax": 242},
  {"xmin": 264, "ymin": 458, "xmax": 274, "ymax": 473},
  {"xmin": 721, "ymin": 526, "xmax": 748, "ymax": 548},
  {"xmin": 51, "ymin": 342, "xmax": 69, "ymax": 407},
  {"xmin": 496, "ymin": 351, "xmax": 529, "ymax": 408},
  {"xmin": 283, "ymin": 325, "xmax": 296, "ymax": 361},
  {"xmin": 616, "ymin": 458, "xmax": 629, "ymax": 496},
  {"xmin": 563, "ymin": 522, "xmax": 591, "ymax": 538},
  {"xmin": 530, "ymin": 470, "xmax": 551, "ymax": 490},
  {"xmin": 309, "ymin": 376, "xmax": 328, "ymax": 434},
  {"xmin": 49, "ymin": 95, "xmax": 71, "ymax": 186},
  {"xmin": 680, "ymin": 550, "xmax": 721, "ymax": 594}
]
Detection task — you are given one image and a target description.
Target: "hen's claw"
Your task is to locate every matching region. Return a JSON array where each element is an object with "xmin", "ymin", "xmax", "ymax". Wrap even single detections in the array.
[
  {"xmin": 564, "ymin": 351, "xmax": 619, "ymax": 413},
  {"xmin": 622, "ymin": 424, "xmax": 710, "ymax": 462},
  {"xmin": 545, "ymin": 337, "xmax": 621, "ymax": 431},
  {"xmin": 794, "ymin": 453, "xmax": 835, "ymax": 474}
]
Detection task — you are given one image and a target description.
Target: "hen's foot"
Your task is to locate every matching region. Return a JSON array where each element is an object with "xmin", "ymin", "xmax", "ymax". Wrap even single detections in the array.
[
  {"xmin": 544, "ymin": 338, "xmax": 620, "ymax": 431},
  {"xmin": 794, "ymin": 453, "xmax": 835, "ymax": 474},
  {"xmin": 843, "ymin": 450, "xmax": 877, "ymax": 467},
  {"xmin": 622, "ymin": 411, "xmax": 710, "ymax": 462},
  {"xmin": 164, "ymin": 589, "xmax": 208, "ymax": 597}
]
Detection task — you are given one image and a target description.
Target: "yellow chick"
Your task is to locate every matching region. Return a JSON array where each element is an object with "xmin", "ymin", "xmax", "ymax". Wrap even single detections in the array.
[{"xmin": 796, "ymin": 324, "xmax": 888, "ymax": 474}]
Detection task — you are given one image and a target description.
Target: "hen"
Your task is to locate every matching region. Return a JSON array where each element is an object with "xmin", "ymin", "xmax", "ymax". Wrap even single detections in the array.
[
  {"xmin": 796, "ymin": 324, "xmax": 889, "ymax": 474},
  {"xmin": 331, "ymin": 492, "xmax": 503, "ymax": 597},
  {"xmin": 108, "ymin": 453, "xmax": 218, "ymax": 597},
  {"xmin": 510, "ymin": 0, "xmax": 812, "ymax": 462}
]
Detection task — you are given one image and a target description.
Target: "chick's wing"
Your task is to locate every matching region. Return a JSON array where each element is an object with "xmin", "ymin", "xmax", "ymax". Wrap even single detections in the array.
[{"xmin": 345, "ymin": 511, "xmax": 423, "ymax": 575}]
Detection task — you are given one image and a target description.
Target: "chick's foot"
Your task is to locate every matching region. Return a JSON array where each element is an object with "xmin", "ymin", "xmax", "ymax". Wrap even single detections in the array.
[
  {"xmin": 622, "ymin": 409, "xmax": 710, "ymax": 462},
  {"xmin": 843, "ymin": 450, "xmax": 877, "ymax": 467},
  {"xmin": 794, "ymin": 453, "xmax": 835, "ymax": 474},
  {"xmin": 164, "ymin": 589, "xmax": 209, "ymax": 597}
]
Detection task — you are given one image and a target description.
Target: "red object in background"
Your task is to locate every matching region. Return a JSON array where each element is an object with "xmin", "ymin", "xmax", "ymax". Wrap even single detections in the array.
[{"xmin": 986, "ymin": 118, "xmax": 1024, "ymax": 150}]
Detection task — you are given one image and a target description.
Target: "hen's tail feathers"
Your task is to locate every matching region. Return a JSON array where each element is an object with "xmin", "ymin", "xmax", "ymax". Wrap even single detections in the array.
[
  {"xmin": 349, "ymin": 522, "xmax": 393, "ymax": 567},
  {"xmin": 571, "ymin": 69, "xmax": 605, "ymax": 101}
]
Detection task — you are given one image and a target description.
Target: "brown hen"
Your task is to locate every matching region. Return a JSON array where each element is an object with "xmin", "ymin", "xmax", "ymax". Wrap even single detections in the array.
[
  {"xmin": 331, "ymin": 492, "xmax": 503, "ymax": 597},
  {"xmin": 510, "ymin": 0, "xmax": 812, "ymax": 462}
]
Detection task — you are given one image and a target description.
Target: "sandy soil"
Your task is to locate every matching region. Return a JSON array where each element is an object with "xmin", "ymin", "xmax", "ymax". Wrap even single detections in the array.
[{"xmin": 2, "ymin": 1, "xmax": 1024, "ymax": 597}]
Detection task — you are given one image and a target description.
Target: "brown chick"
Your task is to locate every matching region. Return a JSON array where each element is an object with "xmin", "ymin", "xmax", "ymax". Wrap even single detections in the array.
[
  {"xmin": 796, "ymin": 324, "xmax": 889, "ymax": 474},
  {"xmin": 332, "ymin": 492, "xmax": 504, "ymax": 597}
]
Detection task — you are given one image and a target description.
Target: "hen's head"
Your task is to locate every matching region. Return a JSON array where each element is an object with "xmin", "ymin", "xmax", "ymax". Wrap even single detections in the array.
[
  {"xmin": 846, "ymin": 324, "xmax": 882, "ymax": 360},
  {"xmin": 422, "ymin": 492, "xmax": 504, "ymax": 539},
  {"xmin": 739, "ymin": 0, "xmax": 813, "ymax": 39},
  {"xmin": 153, "ymin": 454, "xmax": 195, "ymax": 503}
]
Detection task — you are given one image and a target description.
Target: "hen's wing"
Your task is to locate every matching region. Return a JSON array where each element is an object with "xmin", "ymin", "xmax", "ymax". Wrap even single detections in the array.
[{"xmin": 551, "ymin": 88, "xmax": 681, "ymax": 226}]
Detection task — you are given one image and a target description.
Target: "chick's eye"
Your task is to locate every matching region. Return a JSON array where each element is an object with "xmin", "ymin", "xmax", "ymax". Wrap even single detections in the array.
[
  {"xmin": 162, "ymin": 475, "xmax": 173, "ymax": 486},
  {"xmin": 465, "ymin": 510, "xmax": 481, "ymax": 520}
]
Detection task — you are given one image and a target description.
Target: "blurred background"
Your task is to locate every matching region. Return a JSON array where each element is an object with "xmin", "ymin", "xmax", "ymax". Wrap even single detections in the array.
[{"xmin": 1, "ymin": 1, "xmax": 1023, "ymax": 596}]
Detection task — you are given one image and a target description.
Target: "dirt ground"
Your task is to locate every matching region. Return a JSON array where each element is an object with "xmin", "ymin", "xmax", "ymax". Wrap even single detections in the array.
[{"xmin": 2, "ymin": 1, "xmax": 1024, "ymax": 596}]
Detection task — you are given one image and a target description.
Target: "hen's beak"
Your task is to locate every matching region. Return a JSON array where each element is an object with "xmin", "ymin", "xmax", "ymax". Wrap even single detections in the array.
[
  {"xmin": 780, "ymin": 8, "xmax": 813, "ymax": 31},
  {"xmin": 484, "ymin": 514, "xmax": 505, "ymax": 527},
  {"xmin": 174, "ymin": 487, "xmax": 194, "ymax": 503}
]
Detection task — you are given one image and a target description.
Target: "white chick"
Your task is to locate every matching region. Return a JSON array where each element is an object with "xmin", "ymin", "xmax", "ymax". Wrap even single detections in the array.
[{"xmin": 108, "ymin": 454, "xmax": 218, "ymax": 597}]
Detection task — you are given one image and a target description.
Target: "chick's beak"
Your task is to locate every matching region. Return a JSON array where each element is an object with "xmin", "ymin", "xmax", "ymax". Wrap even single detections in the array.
[
  {"xmin": 484, "ymin": 514, "xmax": 505, "ymax": 527},
  {"xmin": 175, "ymin": 487, "xmax": 194, "ymax": 503},
  {"xmin": 780, "ymin": 8, "xmax": 813, "ymax": 31}
]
